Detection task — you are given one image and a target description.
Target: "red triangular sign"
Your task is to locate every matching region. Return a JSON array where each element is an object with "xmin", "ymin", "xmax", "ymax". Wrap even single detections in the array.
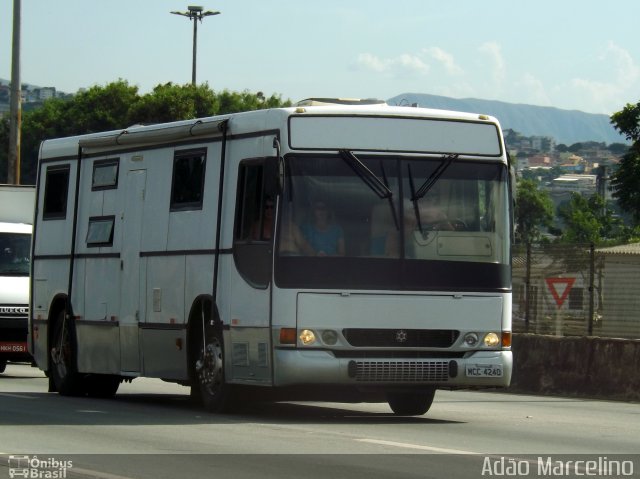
[{"xmin": 545, "ymin": 277, "xmax": 576, "ymax": 308}]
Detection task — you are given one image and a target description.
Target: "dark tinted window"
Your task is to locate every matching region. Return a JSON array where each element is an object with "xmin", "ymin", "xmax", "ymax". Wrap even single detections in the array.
[
  {"xmin": 233, "ymin": 160, "xmax": 272, "ymax": 288},
  {"xmin": 170, "ymin": 149, "xmax": 206, "ymax": 210},
  {"xmin": 43, "ymin": 166, "xmax": 70, "ymax": 220}
]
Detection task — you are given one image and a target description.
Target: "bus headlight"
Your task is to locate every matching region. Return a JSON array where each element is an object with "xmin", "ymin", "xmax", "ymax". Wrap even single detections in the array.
[
  {"xmin": 463, "ymin": 332, "xmax": 479, "ymax": 346},
  {"xmin": 483, "ymin": 332, "xmax": 500, "ymax": 347},
  {"xmin": 299, "ymin": 329, "xmax": 316, "ymax": 345},
  {"xmin": 321, "ymin": 330, "xmax": 338, "ymax": 345}
]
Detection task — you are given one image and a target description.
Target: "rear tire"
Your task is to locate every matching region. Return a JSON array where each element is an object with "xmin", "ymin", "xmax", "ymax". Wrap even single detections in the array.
[
  {"xmin": 387, "ymin": 388, "xmax": 436, "ymax": 416},
  {"xmin": 49, "ymin": 311, "xmax": 85, "ymax": 396}
]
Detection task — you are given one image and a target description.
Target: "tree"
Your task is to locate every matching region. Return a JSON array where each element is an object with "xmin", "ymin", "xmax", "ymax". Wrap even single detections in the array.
[
  {"xmin": 127, "ymin": 82, "xmax": 217, "ymax": 125},
  {"xmin": 2, "ymin": 81, "xmax": 292, "ymax": 184},
  {"xmin": 557, "ymin": 193, "xmax": 614, "ymax": 245},
  {"xmin": 514, "ymin": 178, "xmax": 554, "ymax": 244},
  {"xmin": 610, "ymin": 101, "xmax": 640, "ymax": 223}
]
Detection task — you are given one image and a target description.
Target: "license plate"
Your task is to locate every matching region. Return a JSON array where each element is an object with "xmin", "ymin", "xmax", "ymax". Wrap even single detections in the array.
[
  {"xmin": 466, "ymin": 364, "xmax": 503, "ymax": 377},
  {"xmin": 0, "ymin": 342, "xmax": 28, "ymax": 353}
]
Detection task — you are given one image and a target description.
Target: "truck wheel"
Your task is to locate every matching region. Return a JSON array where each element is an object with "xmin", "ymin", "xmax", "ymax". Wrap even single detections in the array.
[
  {"xmin": 387, "ymin": 388, "xmax": 436, "ymax": 416},
  {"xmin": 49, "ymin": 312, "xmax": 85, "ymax": 396},
  {"xmin": 191, "ymin": 320, "xmax": 233, "ymax": 413}
]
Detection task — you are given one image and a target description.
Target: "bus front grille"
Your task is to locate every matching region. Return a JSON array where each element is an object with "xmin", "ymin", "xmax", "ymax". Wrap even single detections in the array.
[
  {"xmin": 342, "ymin": 329, "xmax": 459, "ymax": 348},
  {"xmin": 351, "ymin": 360, "xmax": 451, "ymax": 382}
]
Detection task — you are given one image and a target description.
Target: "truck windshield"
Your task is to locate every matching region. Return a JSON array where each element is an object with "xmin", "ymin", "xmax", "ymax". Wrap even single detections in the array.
[
  {"xmin": 275, "ymin": 154, "xmax": 510, "ymax": 292},
  {"xmin": 0, "ymin": 233, "xmax": 31, "ymax": 276}
]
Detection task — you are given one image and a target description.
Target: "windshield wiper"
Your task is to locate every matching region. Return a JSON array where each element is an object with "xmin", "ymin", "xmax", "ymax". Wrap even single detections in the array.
[
  {"xmin": 340, "ymin": 150, "xmax": 392, "ymax": 199},
  {"xmin": 407, "ymin": 154, "xmax": 459, "ymax": 234},
  {"xmin": 411, "ymin": 153, "xmax": 459, "ymax": 201},
  {"xmin": 340, "ymin": 150, "xmax": 399, "ymax": 230}
]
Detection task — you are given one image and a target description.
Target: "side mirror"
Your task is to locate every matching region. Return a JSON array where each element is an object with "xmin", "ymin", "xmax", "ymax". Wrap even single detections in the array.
[
  {"xmin": 265, "ymin": 136, "xmax": 285, "ymax": 196},
  {"xmin": 264, "ymin": 156, "xmax": 283, "ymax": 197}
]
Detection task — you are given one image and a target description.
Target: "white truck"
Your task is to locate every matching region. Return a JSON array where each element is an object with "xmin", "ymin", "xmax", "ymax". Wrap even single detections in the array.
[{"xmin": 0, "ymin": 184, "xmax": 35, "ymax": 373}]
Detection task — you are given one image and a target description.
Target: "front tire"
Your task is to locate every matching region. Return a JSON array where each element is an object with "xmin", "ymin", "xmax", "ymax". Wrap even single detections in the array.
[
  {"xmin": 387, "ymin": 388, "xmax": 436, "ymax": 416},
  {"xmin": 190, "ymin": 309, "xmax": 233, "ymax": 413}
]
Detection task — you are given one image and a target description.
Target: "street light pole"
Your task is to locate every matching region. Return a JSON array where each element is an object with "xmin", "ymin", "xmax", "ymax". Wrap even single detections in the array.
[
  {"xmin": 8, "ymin": 0, "xmax": 22, "ymax": 185},
  {"xmin": 170, "ymin": 6, "xmax": 220, "ymax": 86}
]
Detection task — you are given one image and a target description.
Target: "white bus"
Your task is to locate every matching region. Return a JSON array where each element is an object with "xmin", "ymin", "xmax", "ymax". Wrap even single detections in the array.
[{"xmin": 29, "ymin": 99, "xmax": 513, "ymax": 415}]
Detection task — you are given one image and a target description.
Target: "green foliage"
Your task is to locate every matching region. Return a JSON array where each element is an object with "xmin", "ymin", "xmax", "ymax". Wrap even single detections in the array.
[
  {"xmin": 2, "ymin": 81, "xmax": 292, "ymax": 184},
  {"xmin": 610, "ymin": 101, "xmax": 640, "ymax": 223},
  {"xmin": 611, "ymin": 102, "xmax": 640, "ymax": 143},
  {"xmin": 515, "ymin": 178, "xmax": 554, "ymax": 244},
  {"xmin": 556, "ymin": 193, "xmax": 635, "ymax": 245},
  {"xmin": 610, "ymin": 145, "xmax": 640, "ymax": 223},
  {"xmin": 127, "ymin": 83, "xmax": 217, "ymax": 125}
]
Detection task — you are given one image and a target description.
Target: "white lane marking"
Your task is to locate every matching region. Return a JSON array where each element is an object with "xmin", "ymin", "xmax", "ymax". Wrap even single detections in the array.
[{"xmin": 356, "ymin": 438, "xmax": 480, "ymax": 455}]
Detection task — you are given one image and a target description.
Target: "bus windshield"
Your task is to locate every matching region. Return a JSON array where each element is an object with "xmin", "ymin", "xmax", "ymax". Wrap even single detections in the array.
[
  {"xmin": 275, "ymin": 153, "xmax": 510, "ymax": 292},
  {"xmin": 0, "ymin": 233, "xmax": 31, "ymax": 276}
]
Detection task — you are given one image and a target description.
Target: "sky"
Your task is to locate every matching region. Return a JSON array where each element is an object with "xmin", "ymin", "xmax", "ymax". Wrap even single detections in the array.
[{"xmin": 1, "ymin": 0, "xmax": 639, "ymax": 115}]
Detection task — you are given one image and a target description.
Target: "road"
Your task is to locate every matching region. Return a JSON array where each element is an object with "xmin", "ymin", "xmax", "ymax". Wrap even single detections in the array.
[{"xmin": 1, "ymin": 363, "xmax": 639, "ymax": 479}]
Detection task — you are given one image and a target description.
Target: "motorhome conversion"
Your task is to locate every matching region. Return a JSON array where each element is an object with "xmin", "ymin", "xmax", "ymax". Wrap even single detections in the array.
[{"xmin": 29, "ymin": 100, "xmax": 513, "ymax": 415}]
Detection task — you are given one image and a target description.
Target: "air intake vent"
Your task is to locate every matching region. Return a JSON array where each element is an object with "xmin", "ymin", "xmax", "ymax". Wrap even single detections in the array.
[
  {"xmin": 232, "ymin": 342, "xmax": 249, "ymax": 367},
  {"xmin": 258, "ymin": 342, "xmax": 269, "ymax": 367},
  {"xmin": 351, "ymin": 360, "xmax": 450, "ymax": 382},
  {"xmin": 295, "ymin": 98, "xmax": 386, "ymax": 107}
]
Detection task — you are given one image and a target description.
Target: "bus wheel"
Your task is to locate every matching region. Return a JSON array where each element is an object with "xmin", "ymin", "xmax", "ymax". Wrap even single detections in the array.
[
  {"xmin": 387, "ymin": 388, "xmax": 436, "ymax": 416},
  {"xmin": 50, "ymin": 312, "xmax": 84, "ymax": 396},
  {"xmin": 193, "ymin": 326, "xmax": 232, "ymax": 413},
  {"xmin": 85, "ymin": 374, "xmax": 120, "ymax": 398}
]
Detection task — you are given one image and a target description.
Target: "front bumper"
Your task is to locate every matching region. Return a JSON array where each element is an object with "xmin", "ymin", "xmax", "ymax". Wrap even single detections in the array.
[{"xmin": 274, "ymin": 348, "xmax": 512, "ymax": 388}]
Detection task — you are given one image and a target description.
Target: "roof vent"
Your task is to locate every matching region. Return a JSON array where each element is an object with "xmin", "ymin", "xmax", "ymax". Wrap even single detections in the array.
[{"xmin": 295, "ymin": 97, "xmax": 387, "ymax": 107}]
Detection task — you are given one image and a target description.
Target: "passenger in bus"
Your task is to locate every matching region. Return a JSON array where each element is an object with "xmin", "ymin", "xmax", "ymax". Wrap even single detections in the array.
[
  {"xmin": 278, "ymin": 206, "xmax": 314, "ymax": 255},
  {"xmin": 301, "ymin": 201, "xmax": 345, "ymax": 256}
]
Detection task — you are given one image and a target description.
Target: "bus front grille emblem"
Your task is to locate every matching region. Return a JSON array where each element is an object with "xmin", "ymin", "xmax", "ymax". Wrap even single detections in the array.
[{"xmin": 395, "ymin": 330, "xmax": 408, "ymax": 343}]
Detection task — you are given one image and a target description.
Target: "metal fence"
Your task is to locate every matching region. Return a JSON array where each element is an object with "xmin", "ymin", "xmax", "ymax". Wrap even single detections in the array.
[{"xmin": 512, "ymin": 243, "xmax": 640, "ymax": 339}]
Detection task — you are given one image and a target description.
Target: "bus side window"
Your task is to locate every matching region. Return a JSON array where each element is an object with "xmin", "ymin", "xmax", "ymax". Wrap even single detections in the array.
[
  {"xmin": 43, "ymin": 165, "xmax": 71, "ymax": 220},
  {"xmin": 170, "ymin": 148, "xmax": 207, "ymax": 211},
  {"xmin": 233, "ymin": 160, "xmax": 272, "ymax": 288}
]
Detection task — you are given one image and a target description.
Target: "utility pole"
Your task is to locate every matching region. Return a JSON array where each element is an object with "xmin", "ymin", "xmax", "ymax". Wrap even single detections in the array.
[
  {"xmin": 170, "ymin": 6, "xmax": 220, "ymax": 86},
  {"xmin": 8, "ymin": 0, "xmax": 22, "ymax": 184}
]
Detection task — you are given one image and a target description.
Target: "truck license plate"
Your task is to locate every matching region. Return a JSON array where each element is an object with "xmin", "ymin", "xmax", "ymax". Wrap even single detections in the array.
[
  {"xmin": 0, "ymin": 342, "xmax": 28, "ymax": 353},
  {"xmin": 466, "ymin": 365, "xmax": 503, "ymax": 377}
]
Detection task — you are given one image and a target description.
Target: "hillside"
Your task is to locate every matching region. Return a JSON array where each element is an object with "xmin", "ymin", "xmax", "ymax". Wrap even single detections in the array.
[{"xmin": 388, "ymin": 93, "xmax": 627, "ymax": 146}]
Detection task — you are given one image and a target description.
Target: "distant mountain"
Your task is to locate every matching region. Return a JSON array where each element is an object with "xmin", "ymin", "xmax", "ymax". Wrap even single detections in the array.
[{"xmin": 388, "ymin": 93, "xmax": 627, "ymax": 146}]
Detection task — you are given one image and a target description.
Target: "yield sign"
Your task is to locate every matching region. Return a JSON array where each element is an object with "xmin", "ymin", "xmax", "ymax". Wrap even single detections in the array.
[{"xmin": 545, "ymin": 277, "xmax": 576, "ymax": 308}]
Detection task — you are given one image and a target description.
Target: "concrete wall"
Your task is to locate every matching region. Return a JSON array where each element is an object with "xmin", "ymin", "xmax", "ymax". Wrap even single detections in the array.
[{"xmin": 508, "ymin": 334, "xmax": 640, "ymax": 401}]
